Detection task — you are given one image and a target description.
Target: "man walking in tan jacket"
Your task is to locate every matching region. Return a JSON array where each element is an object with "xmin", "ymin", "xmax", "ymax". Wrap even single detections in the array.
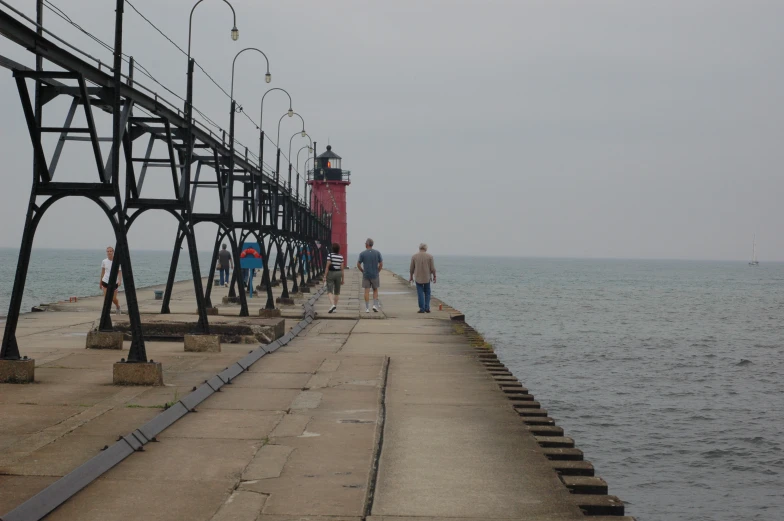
[{"xmin": 409, "ymin": 243, "xmax": 436, "ymax": 313}]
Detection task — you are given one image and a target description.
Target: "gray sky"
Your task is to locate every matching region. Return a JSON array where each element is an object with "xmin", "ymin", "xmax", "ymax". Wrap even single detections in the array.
[{"xmin": 0, "ymin": 0, "xmax": 782, "ymax": 260}]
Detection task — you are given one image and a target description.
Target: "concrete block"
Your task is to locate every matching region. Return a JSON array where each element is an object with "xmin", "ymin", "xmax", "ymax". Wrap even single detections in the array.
[
  {"xmin": 276, "ymin": 297, "xmax": 295, "ymax": 306},
  {"xmin": 113, "ymin": 361, "xmax": 164, "ymax": 386},
  {"xmin": 258, "ymin": 308, "xmax": 282, "ymax": 318},
  {"xmin": 184, "ymin": 334, "xmax": 221, "ymax": 352},
  {"xmin": 222, "ymin": 296, "xmax": 240, "ymax": 304},
  {"xmin": 299, "ymin": 286, "xmax": 311, "ymax": 293},
  {"xmin": 205, "ymin": 307, "xmax": 219, "ymax": 315},
  {"xmin": 0, "ymin": 358, "xmax": 35, "ymax": 383},
  {"xmin": 85, "ymin": 330, "xmax": 124, "ymax": 350}
]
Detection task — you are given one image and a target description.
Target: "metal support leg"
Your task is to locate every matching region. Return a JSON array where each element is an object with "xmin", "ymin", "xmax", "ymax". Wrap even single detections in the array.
[
  {"xmin": 0, "ymin": 197, "xmax": 40, "ymax": 360},
  {"xmin": 161, "ymin": 225, "xmax": 186, "ymax": 314}
]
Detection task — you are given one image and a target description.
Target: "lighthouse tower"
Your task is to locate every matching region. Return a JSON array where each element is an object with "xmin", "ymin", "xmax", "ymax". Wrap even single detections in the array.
[{"xmin": 308, "ymin": 145, "xmax": 351, "ymax": 265}]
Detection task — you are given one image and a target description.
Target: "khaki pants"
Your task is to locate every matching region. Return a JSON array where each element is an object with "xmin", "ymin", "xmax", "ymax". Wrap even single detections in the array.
[{"xmin": 326, "ymin": 270, "xmax": 342, "ymax": 295}]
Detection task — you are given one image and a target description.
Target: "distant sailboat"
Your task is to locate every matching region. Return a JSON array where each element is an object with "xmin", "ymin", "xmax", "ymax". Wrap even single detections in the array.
[{"xmin": 749, "ymin": 234, "xmax": 759, "ymax": 266}]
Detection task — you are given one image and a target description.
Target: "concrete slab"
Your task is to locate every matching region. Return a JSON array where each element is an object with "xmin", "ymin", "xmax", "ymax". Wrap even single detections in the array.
[
  {"xmin": 85, "ymin": 330, "xmax": 124, "ymax": 349},
  {"xmin": 104, "ymin": 437, "xmax": 259, "ymax": 482},
  {"xmin": 46, "ymin": 478, "xmax": 233, "ymax": 521},
  {"xmin": 210, "ymin": 490, "xmax": 267, "ymax": 521},
  {"xmin": 113, "ymin": 361, "xmax": 164, "ymax": 386},
  {"xmin": 230, "ymin": 371, "xmax": 312, "ymax": 389},
  {"xmin": 184, "ymin": 334, "xmax": 222, "ymax": 352},
  {"xmin": 269, "ymin": 414, "xmax": 311, "ymax": 438},
  {"xmin": 158, "ymin": 409, "xmax": 284, "ymax": 440},
  {"xmin": 0, "ymin": 359, "xmax": 35, "ymax": 383},
  {"xmin": 0, "ymin": 475, "xmax": 59, "ymax": 514},
  {"xmin": 199, "ymin": 388, "xmax": 300, "ymax": 411},
  {"xmin": 242, "ymin": 444, "xmax": 295, "ymax": 480}
]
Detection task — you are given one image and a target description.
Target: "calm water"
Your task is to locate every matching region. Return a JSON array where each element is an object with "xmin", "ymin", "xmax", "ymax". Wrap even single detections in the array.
[
  {"xmin": 381, "ymin": 255, "xmax": 784, "ymax": 521},
  {"xmin": 0, "ymin": 248, "xmax": 215, "ymax": 316},
  {"xmin": 1, "ymin": 250, "xmax": 783, "ymax": 519}
]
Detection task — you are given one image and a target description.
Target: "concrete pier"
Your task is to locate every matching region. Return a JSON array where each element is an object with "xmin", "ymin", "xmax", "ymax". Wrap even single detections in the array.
[{"xmin": 0, "ymin": 270, "xmax": 630, "ymax": 520}]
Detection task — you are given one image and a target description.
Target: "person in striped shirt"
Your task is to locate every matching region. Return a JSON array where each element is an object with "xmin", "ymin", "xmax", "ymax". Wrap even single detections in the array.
[{"xmin": 324, "ymin": 243, "xmax": 345, "ymax": 313}]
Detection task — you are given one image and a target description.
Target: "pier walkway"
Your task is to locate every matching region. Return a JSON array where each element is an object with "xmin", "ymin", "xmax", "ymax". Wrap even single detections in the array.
[{"xmin": 0, "ymin": 270, "xmax": 629, "ymax": 521}]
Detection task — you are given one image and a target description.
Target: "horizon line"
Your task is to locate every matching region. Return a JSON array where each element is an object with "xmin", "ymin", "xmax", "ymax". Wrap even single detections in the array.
[{"xmin": 0, "ymin": 246, "xmax": 779, "ymax": 263}]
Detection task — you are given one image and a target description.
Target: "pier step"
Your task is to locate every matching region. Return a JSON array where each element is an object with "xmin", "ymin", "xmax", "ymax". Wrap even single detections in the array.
[
  {"xmin": 527, "ymin": 425, "xmax": 564, "ymax": 436},
  {"xmin": 570, "ymin": 494, "xmax": 625, "ymax": 516},
  {"xmin": 550, "ymin": 459, "xmax": 594, "ymax": 476},
  {"xmin": 535, "ymin": 436, "xmax": 574, "ymax": 448},
  {"xmin": 522, "ymin": 416, "xmax": 555, "ymax": 426},
  {"xmin": 508, "ymin": 393, "xmax": 535, "ymax": 402},
  {"xmin": 515, "ymin": 407, "xmax": 548, "ymax": 417},
  {"xmin": 561, "ymin": 476, "xmax": 608, "ymax": 495},
  {"xmin": 541, "ymin": 447, "xmax": 584, "ymax": 460},
  {"xmin": 513, "ymin": 400, "xmax": 541, "ymax": 409}
]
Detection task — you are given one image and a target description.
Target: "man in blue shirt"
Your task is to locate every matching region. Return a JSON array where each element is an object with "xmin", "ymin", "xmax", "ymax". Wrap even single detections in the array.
[{"xmin": 357, "ymin": 238, "xmax": 383, "ymax": 313}]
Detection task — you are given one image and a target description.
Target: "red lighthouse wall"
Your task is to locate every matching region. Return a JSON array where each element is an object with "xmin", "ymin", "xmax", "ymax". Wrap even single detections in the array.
[{"xmin": 310, "ymin": 180, "xmax": 349, "ymax": 266}]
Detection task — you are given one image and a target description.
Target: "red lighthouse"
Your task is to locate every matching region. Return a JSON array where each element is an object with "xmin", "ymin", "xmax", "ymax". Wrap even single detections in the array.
[{"xmin": 308, "ymin": 145, "xmax": 351, "ymax": 266}]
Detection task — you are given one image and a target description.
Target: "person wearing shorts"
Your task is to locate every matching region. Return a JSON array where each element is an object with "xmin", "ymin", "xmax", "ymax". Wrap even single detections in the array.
[
  {"xmin": 324, "ymin": 243, "xmax": 345, "ymax": 313},
  {"xmin": 99, "ymin": 246, "xmax": 123, "ymax": 314},
  {"xmin": 357, "ymin": 238, "xmax": 383, "ymax": 313}
]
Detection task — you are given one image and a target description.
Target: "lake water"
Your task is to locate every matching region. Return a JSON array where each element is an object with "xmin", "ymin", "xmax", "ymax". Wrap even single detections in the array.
[
  {"xmin": 1, "ymin": 249, "xmax": 782, "ymax": 520},
  {"xmin": 381, "ymin": 254, "xmax": 784, "ymax": 521}
]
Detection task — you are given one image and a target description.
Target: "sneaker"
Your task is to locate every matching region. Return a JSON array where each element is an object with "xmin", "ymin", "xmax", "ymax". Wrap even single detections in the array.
[
  {"xmin": 365, "ymin": 308, "xmax": 370, "ymax": 313},
  {"xmin": 426, "ymin": 310, "xmax": 431, "ymax": 313},
  {"xmin": 417, "ymin": 310, "xmax": 425, "ymax": 313},
  {"xmin": 372, "ymin": 305, "xmax": 379, "ymax": 312},
  {"xmin": 115, "ymin": 307, "xmax": 122, "ymax": 315},
  {"xmin": 328, "ymin": 305, "xmax": 336, "ymax": 314}
]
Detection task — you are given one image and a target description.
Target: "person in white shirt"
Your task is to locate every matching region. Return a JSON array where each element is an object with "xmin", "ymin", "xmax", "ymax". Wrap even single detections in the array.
[
  {"xmin": 99, "ymin": 246, "xmax": 123, "ymax": 314},
  {"xmin": 324, "ymin": 243, "xmax": 345, "ymax": 313}
]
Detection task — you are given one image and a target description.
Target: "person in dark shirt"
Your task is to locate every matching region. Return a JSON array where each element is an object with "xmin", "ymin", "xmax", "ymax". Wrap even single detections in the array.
[
  {"xmin": 357, "ymin": 238, "xmax": 383, "ymax": 313},
  {"xmin": 218, "ymin": 244, "xmax": 233, "ymax": 287}
]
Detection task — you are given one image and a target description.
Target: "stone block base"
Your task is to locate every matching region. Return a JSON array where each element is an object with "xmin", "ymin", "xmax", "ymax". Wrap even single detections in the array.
[
  {"xmin": 299, "ymin": 286, "xmax": 311, "ymax": 293},
  {"xmin": 276, "ymin": 297, "xmax": 295, "ymax": 306},
  {"xmin": 113, "ymin": 361, "xmax": 163, "ymax": 386},
  {"xmin": 222, "ymin": 296, "xmax": 240, "ymax": 304},
  {"xmin": 269, "ymin": 280, "xmax": 280, "ymax": 287},
  {"xmin": 86, "ymin": 330, "xmax": 124, "ymax": 350},
  {"xmin": 0, "ymin": 359, "xmax": 35, "ymax": 383},
  {"xmin": 184, "ymin": 334, "xmax": 221, "ymax": 352},
  {"xmin": 205, "ymin": 307, "xmax": 219, "ymax": 315},
  {"xmin": 258, "ymin": 308, "xmax": 282, "ymax": 318}
]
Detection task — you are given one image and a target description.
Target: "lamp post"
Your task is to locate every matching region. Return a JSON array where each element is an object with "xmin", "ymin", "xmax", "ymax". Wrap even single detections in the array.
[
  {"xmin": 228, "ymin": 47, "xmax": 271, "ymax": 212},
  {"xmin": 287, "ymin": 131, "xmax": 311, "ymax": 191},
  {"xmin": 275, "ymin": 111, "xmax": 305, "ymax": 186},
  {"xmin": 185, "ymin": 0, "xmax": 239, "ymax": 214},
  {"xmin": 259, "ymin": 88, "xmax": 293, "ymax": 169},
  {"xmin": 186, "ymin": 0, "xmax": 239, "ymax": 119},
  {"xmin": 303, "ymin": 156, "xmax": 314, "ymax": 208},
  {"xmin": 296, "ymin": 144, "xmax": 312, "ymax": 181}
]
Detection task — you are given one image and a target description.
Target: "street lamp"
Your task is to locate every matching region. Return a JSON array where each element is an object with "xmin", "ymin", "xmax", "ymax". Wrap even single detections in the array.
[
  {"xmin": 296, "ymin": 144, "xmax": 312, "ymax": 176},
  {"xmin": 188, "ymin": 0, "xmax": 238, "ymax": 60},
  {"xmin": 287, "ymin": 131, "xmax": 310, "ymax": 191},
  {"xmin": 230, "ymin": 48, "xmax": 271, "ymax": 102},
  {"xmin": 259, "ymin": 88, "xmax": 293, "ymax": 170},
  {"xmin": 186, "ymin": 0, "xmax": 239, "ymax": 125},
  {"xmin": 228, "ymin": 47, "xmax": 271, "ymax": 207},
  {"xmin": 277, "ymin": 112, "xmax": 305, "ymax": 150}
]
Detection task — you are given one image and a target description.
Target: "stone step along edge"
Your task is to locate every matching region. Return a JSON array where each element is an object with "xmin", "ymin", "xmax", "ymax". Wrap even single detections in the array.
[
  {"xmin": 451, "ymin": 313, "xmax": 635, "ymax": 520},
  {"xmin": 0, "ymin": 285, "xmax": 329, "ymax": 521}
]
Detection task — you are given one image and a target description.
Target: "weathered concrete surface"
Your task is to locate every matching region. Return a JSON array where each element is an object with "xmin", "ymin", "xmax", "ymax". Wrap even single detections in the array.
[
  {"xmin": 183, "ymin": 334, "xmax": 221, "ymax": 352},
  {"xmin": 0, "ymin": 277, "xmax": 311, "ymax": 514},
  {"xmin": 112, "ymin": 361, "xmax": 164, "ymax": 386},
  {"xmin": 0, "ymin": 270, "xmax": 608, "ymax": 520},
  {"xmin": 0, "ymin": 359, "xmax": 35, "ymax": 383},
  {"xmin": 111, "ymin": 314, "xmax": 284, "ymax": 344},
  {"xmin": 85, "ymin": 330, "xmax": 124, "ymax": 350}
]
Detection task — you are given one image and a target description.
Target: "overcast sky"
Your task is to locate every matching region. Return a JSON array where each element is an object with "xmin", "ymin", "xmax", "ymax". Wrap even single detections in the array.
[{"xmin": 0, "ymin": 0, "xmax": 782, "ymax": 260}]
